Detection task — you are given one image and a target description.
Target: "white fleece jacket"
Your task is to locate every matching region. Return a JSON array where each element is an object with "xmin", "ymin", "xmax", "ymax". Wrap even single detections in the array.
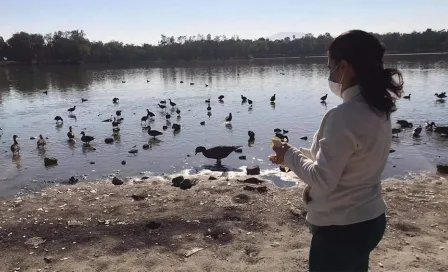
[{"xmin": 284, "ymin": 85, "xmax": 389, "ymax": 226}]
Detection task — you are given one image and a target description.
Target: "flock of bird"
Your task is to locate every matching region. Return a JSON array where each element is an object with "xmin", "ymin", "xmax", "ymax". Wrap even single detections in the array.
[{"xmin": 5, "ymin": 82, "xmax": 448, "ymax": 167}]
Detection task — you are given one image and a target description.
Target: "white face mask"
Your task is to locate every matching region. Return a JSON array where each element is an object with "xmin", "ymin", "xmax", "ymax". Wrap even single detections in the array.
[{"xmin": 328, "ymin": 65, "xmax": 345, "ymax": 98}]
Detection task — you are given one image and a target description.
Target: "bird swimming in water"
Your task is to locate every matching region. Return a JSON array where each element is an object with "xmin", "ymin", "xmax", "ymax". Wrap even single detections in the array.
[
  {"xmin": 403, "ymin": 94, "xmax": 411, "ymax": 99},
  {"xmin": 435, "ymin": 92, "xmax": 447, "ymax": 98},
  {"xmin": 122, "ymin": 80, "xmax": 126, "ymax": 83},
  {"xmin": 397, "ymin": 120, "xmax": 413, "ymax": 128},
  {"xmin": 80, "ymin": 132, "xmax": 95, "ymax": 146},
  {"xmin": 67, "ymin": 106, "xmax": 76, "ymax": 114},
  {"xmin": 54, "ymin": 116, "xmax": 63, "ymax": 123},
  {"xmin": 321, "ymin": 94, "xmax": 328, "ymax": 102},
  {"xmin": 11, "ymin": 135, "xmax": 20, "ymax": 154},
  {"xmin": 241, "ymin": 95, "xmax": 247, "ymax": 102},
  {"xmin": 248, "ymin": 130, "xmax": 255, "ymax": 141},
  {"xmin": 116, "ymin": 110, "xmax": 122, "ymax": 117},
  {"xmin": 176, "ymin": 108, "xmax": 181, "ymax": 115},
  {"xmin": 426, "ymin": 122, "xmax": 435, "ymax": 131},
  {"xmin": 112, "ymin": 117, "xmax": 120, "ymax": 127},
  {"xmin": 392, "ymin": 128, "xmax": 402, "ymax": 137},
  {"xmin": 37, "ymin": 134, "xmax": 46, "ymax": 148},
  {"xmin": 413, "ymin": 126, "xmax": 422, "ymax": 137},
  {"xmin": 205, "ymin": 84, "xmax": 208, "ymax": 87},
  {"xmin": 200, "ymin": 121, "xmax": 205, "ymax": 125},
  {"xmin": 205, "ymin": 98, "xmax": 211, "ymax": 103},
  {"xmin": 274, "ymin": 128, "xmax": 282, "ymax": 133},
  {"xmin": 147, "ymin": 79, "xmax": 150, "ymax": 83},
  {"xmin": 207, "ymin": 104, "xmax": 211, "ymax": 111},
  {"xmin": 162, "ymin": 125, "xmax": 168, "ymax": 130},
  {"xmin": 283, "ymin": 129, "xmax": 289, "ymax": 134},
  {"xmin": 270, "ymin": 94, "xmax": 276, "ymax": 102},
  {"xmin": 141, "ymin": 114, "xmax": 149, "ymax": 124},
  {"xmin": 67, "ymin": 126, "xmax": 75, "ymax": 140},
  {"xmin": 159, "ymin": 100, "xmax": 166, "ymax": 105},
  {"xmin": 248, "ymin": 99, "xmax": 253, "ymax": 105},
  {"xmin": 432, "ymin": 123, "xmax": 448, "ymax": 135},
  {"xmin": 195, "ymin": 145, "xmax": 242, "ymax": 166},
  {"xmin": 218, "ymin": 95, "xmax": 224, "ymax": 100},
  {"xmin": 172, "ymin": 123, "xmax": 181, "ymax": 132},
  {"xmin": 225, "ymin": 113, "xmax": 232, "ymax": 122},
  {"xmin": 113, "ymin": 97, "xmax": 119, "ymax": 103},
  {"xmin": 147, "ymin": 126, "xmax": 163, "ymax": 138},
  {"xmin": 43, "ymin": 91, "xmax": 48, "ymax": 95},
  {"xmin": 169, "ymin": 99, "xmax": 176, "ymax": 107},
  {"xmin": 190, "ymin": 82, "xmax": 194, "ymax": 85},
  {"xmin": 166, "ymin": 113, "xmax": 171, "ymax": 119},
  {"xmin": 81, "ymin": 98, "xmax": 88, "ymax": 102},
  {"xmin": 180, "ymin": 81, "xmax": 184, "ymax": 84}
]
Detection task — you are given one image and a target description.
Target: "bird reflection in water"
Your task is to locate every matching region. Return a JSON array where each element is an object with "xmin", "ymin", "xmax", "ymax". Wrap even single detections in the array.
[
  {"xmin": 207, "ymin": 112, "xmax": 212, "ymax": 119},
  {"xmin": 12, "ymin": 155, "xmax": 21, "ymax": 169},
  {"xmin": 68, "ymin": 115, "xmax": 77, "ymax": 122},
  {"xmin": 177, "ymin": 115, "xmax": 181, "ymax": 120},
  {"xmin": 82, "ymin": 145, "xmax": 96, "ymax": 155},
  {"xmin": 270, "ymin": 102, "xmax": 276, "ymax": 109},
  {"xmin": 55, "ymin": 123, "xmax": 64, "ymax": 130},
  {"xmin": 37, "ymin": 146, "xmax": 46, "ymax": 159},
  {"xmin": 225, "ymin": 123, "xmax": 233, "ymax": 130},
  {"xmin": 67, "ymin": 139, "xmax": 76, "ymax": 153},
  {"xmin": 248, "ymin": 105, "xmax": 253, "ymax": 112},
  {"xmin": 148, "ymin": 138, "xmax": 162, "ymax": 148},
  {"xmin": 320, "ymin": 101, "xmax": 327, "ymax": 109}
]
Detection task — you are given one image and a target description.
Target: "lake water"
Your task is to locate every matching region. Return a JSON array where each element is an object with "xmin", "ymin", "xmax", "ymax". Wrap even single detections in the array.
[{"xmin": 0, "ymin": 56, "xmax": 447, "ymax": 197}]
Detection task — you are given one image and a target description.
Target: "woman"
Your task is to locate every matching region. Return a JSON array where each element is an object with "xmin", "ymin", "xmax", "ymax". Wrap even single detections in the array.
[{"xmin": 272, "ymin": 30, "xmax": 404, "ymax": 271}]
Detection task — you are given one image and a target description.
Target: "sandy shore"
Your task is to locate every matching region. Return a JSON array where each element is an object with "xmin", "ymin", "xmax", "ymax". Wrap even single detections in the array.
[{"xmin": 0, "ymin": 173, "xmax": 447, "ymax": 272}]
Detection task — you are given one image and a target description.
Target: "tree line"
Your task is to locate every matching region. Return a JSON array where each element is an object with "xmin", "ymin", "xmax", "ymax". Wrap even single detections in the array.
[{"xmin": 0, "ymin": 29, "xmax": 447, "ymax": 64}]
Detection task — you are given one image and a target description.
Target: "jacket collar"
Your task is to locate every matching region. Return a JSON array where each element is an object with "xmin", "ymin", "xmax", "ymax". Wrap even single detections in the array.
[{"xmin": 342, "ymin": 85, "xmax": 361, "ymax": 102}]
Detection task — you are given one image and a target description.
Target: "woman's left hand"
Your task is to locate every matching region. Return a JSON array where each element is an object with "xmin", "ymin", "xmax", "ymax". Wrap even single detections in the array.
[{"xmin": 271, "ymin": 143, "xmax": 290, "ymax": 164}]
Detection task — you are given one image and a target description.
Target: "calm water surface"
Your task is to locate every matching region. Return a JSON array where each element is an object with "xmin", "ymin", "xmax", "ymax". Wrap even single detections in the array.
[{"xmin": 0, "ymin": 56, "xmax": 447, "ymax": 197}]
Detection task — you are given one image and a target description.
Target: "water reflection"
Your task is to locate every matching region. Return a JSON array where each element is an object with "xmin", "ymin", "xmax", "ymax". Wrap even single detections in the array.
[{"xmin": 12, "ymin": 155, "xmax": 21, "ymax": 169}]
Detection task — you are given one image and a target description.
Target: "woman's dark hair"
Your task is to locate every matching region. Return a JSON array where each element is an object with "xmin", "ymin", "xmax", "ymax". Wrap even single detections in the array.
[{"xmin": 328, "ymin": 30, "xmax": 404, "ymax": 117}]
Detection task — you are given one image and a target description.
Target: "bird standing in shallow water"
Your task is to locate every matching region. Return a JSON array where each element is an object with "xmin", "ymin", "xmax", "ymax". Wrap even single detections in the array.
[
  {"xmin": 67, "ymin": 126, "xmax": 75, "ymax": 140},
  {"xmin": 413, "ymin": 126, "xmax": 422, "ymax": 137},
  {"xmin": 80, "ymin": 132, "xmax": 95, "ymax": 146},
  {"xmin": 435, "ymin": 92, "xmax": 447, "ymax": 98},
  {"xmin": 169, "ymin": 99, "xmax": 176, "ymax": 107},
  {"xmin": 207, "ymin": 104, "xmax": 212, "ymax": 111},
  {"xmin": 54, "ymin": 116, "xmax": 63, "ymax": 123},
  {"xmin": 158, "ymin": 104, "xmax": 166, "ymax": 111},
  {"xmin": 67, "ymin": 106, "xmax": 76, "ymax": 114},
  {"xmin": 248, "ymin": 99, "xmax": 253, "ymax": 105},
  {"xmin": 241, "ymin": 95, "xmax": 247, "ymax": 102},
  {"xmin": 218, "ymin": 95, "xmax": 224, "ymax": 100},
  {"xmin": 176, "ymin": 108, "xmax": 181, "ymax": 115},
  {"xmin": 205, "ymin": 98, "xmax": 210, "ymax": 103},
  {"xmin": 113, "ymin": 97, "xmax": 119, "ymax": 103},
  {"xmin": 172, "ymin": 123, "xmax": 181, "ymax": 132},
  {"xmin": 195, "ymin": 146, "xmax": 242, "ymax": 166},
  {"xmin": 225, "ymin": 113, "xmax": 232, "ymax": 122},
  {"xmin": 397, "ymin": 120, "xmax": 413, "ymax": 128},
  {"xmin": 248, "ymin": 130, "xmax": 255, "ymax": 141},
  {"xmin": 270, "ymin": 94, "xmax": 276, "ymax": 102},
  {"xmin": 321, "ymin": 94, "xmax": 328, "ymax": 102},
  {"xmin": 403, "ymin": 94, "xmax": 411, "ymax": 99},
  {"xmin": 37, "ymin": 135, "xmax": 46, "ymax": 148},
  {"xmin": 11, "ymin": 135, "xmax": 20, "ymax": 154},
  {"xmin": 147, "ymin": 126, "xmax": 163, "ymax": 139}
]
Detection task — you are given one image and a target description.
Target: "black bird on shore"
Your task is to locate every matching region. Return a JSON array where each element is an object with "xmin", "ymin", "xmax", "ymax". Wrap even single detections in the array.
[
  {"xmin": 225, "ymin": 113, "xmax": 232, "ymax": 122},
  {"xmin": 283, "ymin": 129, "xmax": 289, "ymax": 134},
  {"xmin": 426, "ymin": 122, "xmax": 435, "ymax": 131},
  {"xmin": 122, "ymin": 80, "xmax": 126, "ymax": 83},
  {"xmin": 113, "ymin": 97, "xmax": 119, "ymax": 103},
  {"xmin": 80, "ymin": 132, "xmax": 95, "ymax": 146},
  {"xmin": 147, "ymin": 79, "xmax": 150, "ymax": 83},
  {"xmin": 147, "ymin": 126, "xmax": 163, "ymax": 139},
  {"xmin": 195, "ymin": 145, "xmax": 242, "ymax": 166},
  {"xmin": 180, "ymin": 81, "xmax": 184, "ymax": 83},
  {"xmin": 413, "ymin": 126, "xmax": 422, "ymax": 137},
  {"xmin": 270, "ymin": 94, "xmax": 276, "ymax": 102},
  {"xmin": 67, "ymin": 106, "xmax": 76, "ymax": 114},
  {"xmin": 397, "ymin": 120, "xmax": 413, "ymax": 128},
  {"xmin": 432, "ymin": 123, "xmax": 448, "ymax": 135},
  {"xmin": 190, "ymin": 82, "xmax": 194, "ymax": 85},
  {"xmin": 321, "ymin": 94, "xmax": 328, "ymax": 102},
  {"xmin": 169, "ymin": 99, "xmax": 176, "ymax": 107},
  {"xmin": 54, "ymin": 116, "xmax": 63, "ymax": 123},
  {"xmin": 218, "ymin": 95, "xmax": 224, "ymax": 100},
  {"xmin": 200, "ymin": 121, "xmax": 205, "ymax": 125},
  {"xmin": 205, "ymin": 84, "xmax": 209, "ymax": 87},
  {"xmin": 392, "ymin": 128, "xmax": 402, "ymax": 137},
  {"xmin": 403, "ymin": 94, "xmax": 411, "ymax": 99}
]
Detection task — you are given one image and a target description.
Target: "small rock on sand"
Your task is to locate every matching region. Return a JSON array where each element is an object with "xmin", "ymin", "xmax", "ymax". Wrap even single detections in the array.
[
  {"xmin": 104, "ymin": 138, "xmax": 114, "ymax": 144},
  {"xmin": 145, "ymin": 221, "xmax": 161, "ymax": 229},
  {"xmin": 243, "ymin": 185, "xmax": 268, "ymax": 193},
  {"xmin": 436, "ymin": 164, "xmax": 448, "ymax": 174},
  {"xmin": 121, "ymin": 160, "xmax": 126, "ymax": 165},
  {"xmin": 241, "ymin": 177, "xmax": 264, "ymax": 184},
  {"xmin": 246, "ymin": 165, "xmax": 260, "ymax": 175},
  {"xmin": 131, "ymin": 194, "xmax": 145, "ymax": 201},
  {"xmin": 179, "ymin": 179, "xmax": 194, "ymax": 190},
  {"xmin": 112, "ymin": 177, "xmax": 124, "ymax": 186},
  {"xmin": 142, "ymin": 144, "xmax": 150, "ymax": 150},
  {"xmin": 43, "ymin": 257, "xmax": 53, "ymax": 263},
  {"xmin": 68, "ymin": 176, "xmax": 79, "ymax": 185},
  {"xmin": 209, "ymin": 176, "xmax": 217, "ymax": 180},
  {"xmin": 172, "ymin": 176, "xmax": 185, "ymax": 187}
]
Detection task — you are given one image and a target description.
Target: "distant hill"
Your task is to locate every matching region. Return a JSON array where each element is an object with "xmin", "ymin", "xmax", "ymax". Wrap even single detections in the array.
[{"xmin": 268, "ymin": 32, "xmax": 306, "ymax": 41}]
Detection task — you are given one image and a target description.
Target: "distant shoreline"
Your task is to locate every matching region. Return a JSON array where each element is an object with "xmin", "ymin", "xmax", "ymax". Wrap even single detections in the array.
[{"xmin": 1, "ymin": 52, "xmax": 446, "ymax": 67}]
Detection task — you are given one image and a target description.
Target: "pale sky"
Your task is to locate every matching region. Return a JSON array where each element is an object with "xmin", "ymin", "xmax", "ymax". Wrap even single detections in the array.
[{"xmin": 1, "ymin": 0, "xmax": 447, "ymax": 45}]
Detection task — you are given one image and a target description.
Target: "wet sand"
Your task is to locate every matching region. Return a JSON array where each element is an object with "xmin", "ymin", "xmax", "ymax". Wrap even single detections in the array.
[{"xmin": 0, "ymin": 173, "xmax": 447, "ymax": 272}]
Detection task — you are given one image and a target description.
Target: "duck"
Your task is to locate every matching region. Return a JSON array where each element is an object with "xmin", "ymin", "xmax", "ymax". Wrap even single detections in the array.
[
  {"xmin": 205, "ymin": 84, "xmax": 209, "ymax": 87},
  {"xmin": 116, "ymin": 110, "xmax": 122, "ymax": 117},
  {"xmin": 102, "ymin": 117, "xmax": 113, "ymax": 122},
  {"xmin": 162, "ymin": 125, "xmax": 168, "ymax": 130},
  {"xmin": 54, "ymin": 116, "xmax": 64, "ymax": 123},
  {"xmin": 81, "ymin": 98, "xmax": 88, "ymax": 102},
  {"xmin": 207, "ymin": 104, "xmax": 212, "ymax": 111},
  {"xmin": 403, "ymin": 94, "xmax": 411, "ymax": 99},
  {"xmin": 10, "ymin": 135, "xmax": 20, "ymax": 154},
  {"xmin": 158, "ymin": 104, "xmax": 166, "ymax": 111},
  {"xmin": 159, "ymin": 100, "xmax": 166, "ymax": 105},
  {"xmin": 67, "ymin": 126, "xmax": 75, "ymax": 140},
  {"xmin": 241, "ymin": 95, "xmax": 247, "ymax": 102},
  {"xmin": 112, "ymin": 97, "xmax": 119, "ymax": 103},
  {"xmin": 122, "ymin": 80, "xmax": 126, "ymax": 83},
  {"xmin": 434, "ymin": 92, "xmax": 447, "ymax": 98},
  {"xmin": 176, "ymin": 108, "xmax": 181, "ymax": 115},
  {"xmin": 275, "ymin": 133, "xmax": 289, "ymax": 143},
  {"xmin": 283, "ymin": 129, "xmax": 289, "ymax": 134},
  {"xmin": 112, "ymin": 117, "xmax": 120, "ymax": 127},
  {"xmin": 147, "ymin": 126, "xmax": 163, "ymax": 138},
  {"xmin": 169, "ymin": 99, "xmax": 176, "ymax": 107},
  {"xmin": 274, "ymin": 128, "xmax": 282, "ymax": 133},
  {"xmin": 37, "ymin": 134, "xmax": 46, "ymax": 148},
  {"xmin": 248, "ymin": 99, "xmax": 253, "ymax": 105},
  {"xmin": 218, "ymin": 95, "xmax": 224, "ymax": 100},
  {"xmin": 80, "ymin": 132, "xmax": 95, "ymax": 145},
  {"xmin": 270, "ymin": 94, "xmax": 276, "ymax": 102},
  {"xmin": 225, "ymin": 113, "xmax": 232, "ymax": 122},
  {"xmin": 67, "ymin": 106, "xmax": 76, "ymax": 114},
  {"xmin": 433, "ymin": 123, "xmax": 448, "ymax": 135},
  {"xmin": 172, "ymin": 123, "xmax": 181, "ymax": 132},
  {"xmin": 190, "ymin": 82, "xmax": 194, "ymax": 85},
  {"xmin": 426, "ymin": 122, "xmax": 435, "ymax": 131},
  {"xmin": 147, "ymin": 79, "xmax": 150, "ymax": 83},
  {"xmin": 320, "ymin": 94, "xmax": 328, "ymax": 102},
  {"xmin": 205, "ymin": 98, "xmax": 211, "ymax": 103},
  {"xmin": 200, "ymin": 121, "xmax": 205, "ymax": 126},
  {"xmin": 195, "ymin": 145, "xmax": 242, "ymax": 166},
  {"xmin": 248, "ymin": 130, "xmax": 255, "ymax": 141},
  {"xmin": 412, "ymin": 126, "xmax": 422, "ymax": 137},
  {"xmin": 180, "ymin": 81, "xmax": 184, "ymax": 83},
  {"xmin": 166, "ymin": 113, "xmax": 171, "ymax": 119},
  {"xmin": 146, "ymin": 109, "xmax": 155, "ymax": 118},
  {"xmin": 396, "ymin": 120, "xmax": 413, "ymax": 128},
  {"xmin": 392, "ymin": 128, "xmax": 402, "ymax": 137}
]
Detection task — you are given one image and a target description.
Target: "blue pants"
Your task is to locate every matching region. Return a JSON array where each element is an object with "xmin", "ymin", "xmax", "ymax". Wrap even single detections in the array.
[{"xmin": 309, "ymin": 213, "xmax": 386, "ymax": 272}]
